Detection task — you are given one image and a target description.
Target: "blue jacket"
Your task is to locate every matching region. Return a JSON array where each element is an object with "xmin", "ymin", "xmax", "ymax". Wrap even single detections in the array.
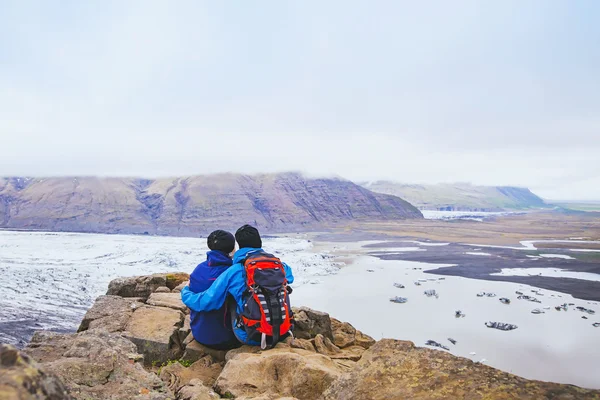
[
  {"xmin": 188, "ymin": 250, "xmax": 236, "ymax": 346},
  {"xmin": 181, "ymin": 247, "xmax": 294, "ymax": 345}
]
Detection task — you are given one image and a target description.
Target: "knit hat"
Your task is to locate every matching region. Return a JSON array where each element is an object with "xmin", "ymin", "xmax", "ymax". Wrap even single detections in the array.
[
  {"xmin": 207, "ymin": 230, "xmax": 235, "ymax": 253},
  {"xmin": 235, "ymin": 224, "xmax": 262, "ymax": 249}
]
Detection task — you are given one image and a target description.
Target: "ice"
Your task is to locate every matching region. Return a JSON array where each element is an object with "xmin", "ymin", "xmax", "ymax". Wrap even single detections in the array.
[
  {"xmin": 491, "ymin": 268, "xmax": 600, "ymax": 282},
  {"xmin": 539, "ymin": 254, "xmax": 575, "ymax": 260},
  {"xmin": 0, "ymin": 231, "xmax": 339, "ymax": 346}
]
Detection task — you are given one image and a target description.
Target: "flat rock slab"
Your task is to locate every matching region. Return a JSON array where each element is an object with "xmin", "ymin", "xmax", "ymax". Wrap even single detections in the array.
[
  {"xmin": 77, "ymin": 295, "xmax": 144, "ymax": 333},
  {"xmin": 125, "ymin": 305, "xmax": 185, "ymax": 365},
  {"xmin": 147, "ymin": 292, "xmax": 187, "ymax": 312}
]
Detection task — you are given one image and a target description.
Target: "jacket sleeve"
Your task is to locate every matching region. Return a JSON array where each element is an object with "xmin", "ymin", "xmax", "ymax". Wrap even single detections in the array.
[
  {"xmin": 283, "ymin": 262, "xmax": 294, "ymax": 284},
  {"xmin": 181, "ymin": 268, "xmax": 231, "ymax": 312}
]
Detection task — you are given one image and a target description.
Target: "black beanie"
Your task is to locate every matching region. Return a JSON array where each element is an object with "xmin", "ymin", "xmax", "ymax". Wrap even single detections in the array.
[
  {"xmin": 207, "ymin": 230, "xmax": 235, "ymax": 253},
  {"xmin": 235, "ymin": 224, "xmax": 262, "ymax": 249}
]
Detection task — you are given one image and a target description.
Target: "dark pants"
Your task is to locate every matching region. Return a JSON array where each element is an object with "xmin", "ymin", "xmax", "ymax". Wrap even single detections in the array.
[{"xmin": 201, "ymin": 337, "xmax": 242, "ymax": 351}]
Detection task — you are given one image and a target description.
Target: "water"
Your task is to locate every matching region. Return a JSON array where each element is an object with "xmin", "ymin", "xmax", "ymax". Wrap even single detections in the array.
[
  {"xmin": 294, "ymin": 253, "xmax": 600, "ymax": 389},
  {"xmin": 0, "ymin": 230, "xmax": 340, "ymax": 346}
]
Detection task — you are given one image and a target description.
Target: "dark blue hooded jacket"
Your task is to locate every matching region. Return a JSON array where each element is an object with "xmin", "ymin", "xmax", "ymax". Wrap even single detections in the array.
[{"xmin": 188, "ymin": 250, "xmax": 236, "ymax": 346}]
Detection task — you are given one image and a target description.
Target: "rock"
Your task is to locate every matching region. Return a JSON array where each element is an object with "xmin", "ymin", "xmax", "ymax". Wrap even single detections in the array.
[
  {"xmin": 77, "ymin": 295, "xmax": 144, "ymax": 333},
  {"xmin": 159, "ymin": 357, "xmax": 223, "ymax": 392},
  {"xmin": 177, "ymin": 379, "xmax": 220, "ymax": 400},
  {"xmin": 172, "ymin": 280, "xmax": 190, "ymax": 293},
  {"xmin": 329, "ymin": 345, "xmax": 365, "ymax": 362},
  {"xmin": 181, "ymin": 340, "xmax": 228, "ymax": 364},
  {"xmin": 25, "ymin": 330, "xmax": 173, "ymax": 400},
  {"xmin": 224, "ymin": 345, "xmax": 262, "ymax": 362},
  {"xmin": 330, "ymin": 318, "xmax": 356, "ymax": 348},
  {"xmin": 290, "ymin": 338, "xmax": 315, "ymax": 352},
  {"xmin": 332, "ymin": 359, "xmax": 357, "ymax": 372},
  {"xmin": 106, "ymin": 272, "xmax": 189, "ymax": 300},
  {"xmin": 146, "ymin": 292, "xmax": 188, "ymax": 312},
  {"xmin": 178, "ymin": 314, "xmax": 192, "ymax": 346},
  {"xmin": 214, "ymin": 348, "xmax": 342, "ymax": 400},
  {"xmin": 0, "ymin": 343, "xmax": 73, "ymax": 400},
  {"xmin": 354, "ymin": 330, "xmax": 376, "ymax": 349},
  {"xmin": 330, "ymin": 318, "xmax": 375, "ymax": 349},
  {"xmin": 322, "ymin": 339, "xmax": 600, "ymax": 400},
  {"xmin": 313, "ymin": 334, "xmax": 340, "ymax": 356},
  {"xmin": 292, "ymin": 307, "xmax": 334, "ymax": 341},
  {"xmin": 124, "ymin": 305, "xmax": 185, "ymax": 365},
  {"xmin": 154, "ymin": 286, "xmax": 171, "ymax": 293}
]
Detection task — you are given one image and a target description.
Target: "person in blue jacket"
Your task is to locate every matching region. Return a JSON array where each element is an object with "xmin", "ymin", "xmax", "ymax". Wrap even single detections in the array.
[
  {"xmin": 188, "ymin": 229, "xmax": 239, "ymax": 350},
  {"xmin": 181, "ymin": 225, "xmax": 294, "ymax": 346}
]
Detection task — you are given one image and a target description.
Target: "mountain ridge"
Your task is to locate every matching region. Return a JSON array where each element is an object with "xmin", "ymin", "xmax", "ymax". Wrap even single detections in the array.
[
  {"xmin": 0, "ymin": 173, "xmax": 422, "ymax": 235},
  {"xmin": 361, "ymin": 181, "xmax": 547, "ymax": 211}
]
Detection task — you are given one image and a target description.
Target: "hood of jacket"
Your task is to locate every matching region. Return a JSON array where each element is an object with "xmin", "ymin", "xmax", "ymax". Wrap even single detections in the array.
[
  {"xmin": 206, "ymin": 250, "xmax": 233, "ymax": 267},
  {"xmin": 232, "ymin": 247, "xmax": 263, "ymax": 264}
]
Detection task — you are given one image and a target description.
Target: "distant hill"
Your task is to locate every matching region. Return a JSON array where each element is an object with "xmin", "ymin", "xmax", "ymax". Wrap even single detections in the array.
[
  {"xmin": 360, "ymin": 181, "xmax": 547, "ymax": 211},
  {"xmin": 0, "ymin": 173, "xmax": 422, "ymax": 236}
]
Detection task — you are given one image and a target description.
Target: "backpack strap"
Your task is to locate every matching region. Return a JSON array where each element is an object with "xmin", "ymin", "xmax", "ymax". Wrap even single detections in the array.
[{"xmin": 264, "ymin": 291, "xmax": 282, "ymax": 348}]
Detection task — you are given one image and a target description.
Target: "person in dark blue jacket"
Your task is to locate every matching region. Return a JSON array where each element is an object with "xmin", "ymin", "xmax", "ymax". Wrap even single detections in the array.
[
  {"xmin": 182, "ymin": 225, "xmax": 294, "ymax": 346},
  {"xmin": 188, "ymin": 230, "xmax": 239, "ymax": 350}
]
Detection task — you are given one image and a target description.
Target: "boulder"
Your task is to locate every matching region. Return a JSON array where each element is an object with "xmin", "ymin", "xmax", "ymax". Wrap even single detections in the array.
[
  {"xmin": 172, "ymin": 280, "xmax": 190, "ymax": 293},
  {"xmin": 181, "ymin": 340, "xmax": 228, "ymax": 364},
  {"xmin": 77, "ymin": 295, "xmax": 144, "ymax": 333},
  {"xmin": 214, "ymin": 347, "xmax": 342, "ymax": 400},
  {"xmin": 312, "ymin": 334, "xmax": 340, "ymax": 356},
  {"xmin": 290, "ymin": 338, "xmax": 315, "ymax": 352},
  {"xmin": 177, "ymin": 379, "xmax": 220, "ymax": 400},
  {"xmin": 330, "ymin": 318, "xmax": 374, "ymax": 349},
  {"xmin": 177, "ymin": 314, "xmax": 192, "ymax": 346},
  {"xmin": 224, "ymin": 345, "xmax": 262, "ymax": 362},
  {"xmin": 154, "ymin": 286, "xmax": 171, "ymax": 293},
  {"xmin": 124, "ymin": 305, "xmax": 185, "ymax": 365},
  {"xmin": 146, "ymin": 292, "xmax": 188, "ymax": 312},
  {"xmin": 329, "ymin": 345, "xmax": 365, "ymax": 362},
  {"xmin": 159, "ymin": 356, "xmax": 223, "ymax": 391},
  {"xmin": 25, "ymin": 330, "xmax": 173, "ymax": 400},
  {"xmin": 106, "ymin": 272, "xmax": 189, "ymax": 300},
  {"xmin": 322, "ymin": 339, "xmax": 600, "ymax": 400},
  {"xmin": 0, "ymin": 343, "xmax": 73, "ymax": 400},
  {"xmin": 292, "ymin": 307, "xmax": 334, "ymax": 341}
]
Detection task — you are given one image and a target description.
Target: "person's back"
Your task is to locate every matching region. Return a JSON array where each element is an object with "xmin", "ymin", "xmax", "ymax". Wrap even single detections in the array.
[
  {"xmin": 181, "ymin": 225, "xmax": 294, "ymax": 348},
  {"xmin": 188, "ymin": 230, "xmax": 238, "ymax": 350}
]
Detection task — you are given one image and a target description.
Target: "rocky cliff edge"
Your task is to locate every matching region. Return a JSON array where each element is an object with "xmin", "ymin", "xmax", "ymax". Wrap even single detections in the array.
[{"xmin": 1, "ymin": 272, "xmax": 599, "ymax": 400}]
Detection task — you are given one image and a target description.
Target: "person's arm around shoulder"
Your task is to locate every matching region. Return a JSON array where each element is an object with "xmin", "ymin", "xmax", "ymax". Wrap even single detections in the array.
[
  {"xmin": 283, "ymin": 262, "xmax": 294, "ymax": 284},
  {"xmin": 181, "ymin": 267, "xmax": 233, "ymax": 312}
]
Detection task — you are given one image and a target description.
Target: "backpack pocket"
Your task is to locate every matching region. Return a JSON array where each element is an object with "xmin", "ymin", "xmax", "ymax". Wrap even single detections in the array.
[{"xmin": 241, "ymin": 293, "xmax": 263, "ymax": 342}]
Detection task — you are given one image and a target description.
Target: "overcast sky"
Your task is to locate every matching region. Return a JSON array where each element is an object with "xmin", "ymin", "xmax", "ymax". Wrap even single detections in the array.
[{"xmin": 1, "ymin": 1, "xmax": 599, "ymax": 200}]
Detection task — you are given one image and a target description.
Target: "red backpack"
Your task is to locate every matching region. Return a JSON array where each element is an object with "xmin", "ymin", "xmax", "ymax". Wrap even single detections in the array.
[{"xmin": 239, "ymin": 251, "xmax": 293, "ymax": 349}]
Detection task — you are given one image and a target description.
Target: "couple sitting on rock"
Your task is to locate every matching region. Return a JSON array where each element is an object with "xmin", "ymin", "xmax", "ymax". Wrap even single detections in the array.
[{"xmin": 181, "ymin": 225, "xmax": 295, "ymax": 351}]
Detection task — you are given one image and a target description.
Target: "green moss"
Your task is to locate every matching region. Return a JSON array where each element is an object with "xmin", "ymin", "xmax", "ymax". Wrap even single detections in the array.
[{"xmin": 156, "ymin": 359, "xmax": 193, "ymax": 375}]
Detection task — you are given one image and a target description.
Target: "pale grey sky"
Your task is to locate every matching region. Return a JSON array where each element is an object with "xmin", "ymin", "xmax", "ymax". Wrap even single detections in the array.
[{"xmin": 1, "ymin": 1, "xmax": 599, "ymax": 200}]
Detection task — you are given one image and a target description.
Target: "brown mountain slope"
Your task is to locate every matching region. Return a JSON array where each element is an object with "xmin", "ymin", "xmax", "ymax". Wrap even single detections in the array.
[{"xmin": 0, "ymin": 173, "xmax": 422, "ymax": 235}]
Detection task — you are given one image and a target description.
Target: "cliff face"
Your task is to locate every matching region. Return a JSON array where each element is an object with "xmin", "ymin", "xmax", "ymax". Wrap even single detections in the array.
[
  {"xmin": 0, "ymin": 173, "xmax": 422, "ymax": 235},
  {"xmin": 362, "ymin": 181, "xmax": 547, "ymax": 211}
]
